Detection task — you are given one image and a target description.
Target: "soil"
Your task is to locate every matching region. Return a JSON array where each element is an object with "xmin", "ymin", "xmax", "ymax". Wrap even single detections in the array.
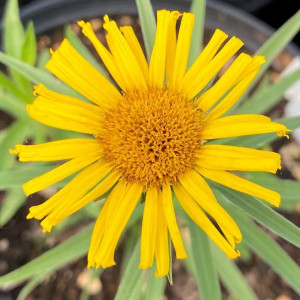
[{"xmin": 0, "ymin": 14, "xmax": 300, "ymax": 300}]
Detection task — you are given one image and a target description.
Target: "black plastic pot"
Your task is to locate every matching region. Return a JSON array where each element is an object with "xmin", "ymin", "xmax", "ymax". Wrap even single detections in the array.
[{"xmin": 0, "ymin": 0, "xmax": 299, "ymax": 56}]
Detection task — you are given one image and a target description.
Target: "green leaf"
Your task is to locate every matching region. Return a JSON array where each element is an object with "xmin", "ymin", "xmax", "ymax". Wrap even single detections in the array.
[
  {"xmin": 238, "ymin": 68, "xmax": 300, "ymax": 114},
  {"xmin": 16, "ymin": 275, "xmax": 45, "ymax": 300},
  {"xmin": 3, "ymin": 0, "xmax": 24, "ymax": 58},
  {"xmin": 135, "ymin": 0, "xmax": 156, "ymax": 60},
  {"xmin": 0, "ymin": 52, "xmax": 83, "ymax": 100},
  {"xmin": 0, "ymin": 119, "xmax": 32, "ymax": 171},
  {"xmin": 210, "ymin": 116, "xmax": 300, "ymax": 148},
  {"xmin": 186, "ymin": 219, "xmax": 221, "ymax": 300},
  {"xmin": 0, "ymin": 89, "xmax": 28, "ymax": 118},
  {"xmin": 211, "ymin": 243, "xmax": 258, "ymax": 300},
  {"xmin": 0, "ymin": 224, "xmax": 92, "ymax": 288},
  {"xmin": 188, "ymin": 0, "xmax": 206, "ymax": 66},
  {"xmin": 255, "ymin": 9, "xmax": 300, "ymax": 83},
  {"xmin": 218, "ymin": 194, "xmax": 300, "ymax": 294},
  {"xmin": 212, "ymin": 185, "xmax": 300, "ymax": 248},
  {"xmin": 21, "ymin": 21, "xmax": 37, "ymax": 66},
  {"xmin": 37, "ymin": 49, "xmax": 51, "ymax": 72},
  {"xmin": 0, "ymin": 187, "xmax": 24, "ymax": 227},
  {"xmin": 114, "ymin": 240, "xmax": 143, "ymax": 300},
  {"xmin": 0, "ymin": 72, "xmax": 32, "ymax": 103},
  {"xmin": 243, "ymin": 172, "xmax": 300, "ymax": 211},
  {"xmin": 145, "ymin": 268, "xmax": 166, "ymax": 300},
  {"xmin": 0, "ymin": 165, "xmax": 52, "ymax": 189},
  {"xmin": 64, "ymin": 25, "xmax": 109, "ymax": 78}
]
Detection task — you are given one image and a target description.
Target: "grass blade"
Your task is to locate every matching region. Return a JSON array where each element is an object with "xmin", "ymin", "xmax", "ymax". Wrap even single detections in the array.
[
  {"xmin": 0, "ymin": 224, "xmax": 92, "ymax": 288},
  {"xmin": 16, "ymin": 275, "xmax": 45, "ymax": 300},
  {"xmin": 21, "ymin": 21, "xmax": 37, "ymax": 66},
  {"xmin": 211, "ymin": 243, "xmax": 258, "ymax": 300},
  {"xmin": 0, "ymin": 89, "xmax": 28, "ymax": 118},
  {"xmin": 188, "ymin": 0, "xmax": 206, "ymax": 66},
  {"xmin": 135, "ymin": 0, "xmax": 156, "ymax": 60}
]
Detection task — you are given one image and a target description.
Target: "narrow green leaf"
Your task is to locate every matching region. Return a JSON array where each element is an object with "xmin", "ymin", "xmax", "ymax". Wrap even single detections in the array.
[
  {"xmin": 187, "ymin": 219, "xmax": 221, "ymax": 300},
  {"xmin": 3, "ymin": 0, "xmax": 24, "ymax": 58},
  {"xmin": 212, "ymin": 185, "xmax": 300, "ymax": 248},
  {"xmin": 255, "ymin": 9, "xmax": 300, "ymax": 82},
  {"xmin": 16, "ymin": 275, "xmax": 44, "ymax": 300},
  {"xmin": 0, "ymin": 52, "xmax": 83, "ymax": 100},
  {"xmin": 243, "ymin": 172, "xmax": 300, "ymax": 211},
  {"xmin": 0, "ymin": 89, "xmax": 28, "ymax": 118},
  {"xmin": 0, "ymin": 187, "xmax": 24, "ymax": 226},
  {"xmin": 0, "ymin": 224, "xmax": 92, "ymax": 287},
  {"xmin": 135, "ymin": 0, "xmax": 156, "ymax": 60},
  {"xmin": 211, "ymin": 243, "xmax": 258, "ymax": 300},
  {"xmin": 238, "ymin": 68, "xmax": 300, "ymax": 114},
  {"xmin": 21, "ymin": 21, "xmax": 37, "ymax": 66},
  {"xmin": 218, "ymin": 194, "xmax": 300, "ymax": 294},
  {"xmin": 0, "ymin": 165, "xmax": 52, "ymax": 189},
  {"xmin": 37, "ymin": 49, "xmax": 51, "ymax": 72},
  {"xmin": 188, "ymin": 0, "xmax": 206, "ymax": 66},
  {"xmin": 114, "ymin": 240, "xmax": 143, "ymax": 300},
  {"xmin": 210, "ymin": 116, "xmax": 300, "ymax": 148},
  {"xmin": 0, "ymin": 72, "xmax": 32, "ymax": 103},
  {"xmin": 64, "ymin": 25, "xmax": 109, "ymax": 77},
  {"xmin": 145, "ymin": 268, "xmax": 166, "ymax": 300},
  {"xmin": 0, "ymin": 119, "xmax": 32, "ymax": 171}
]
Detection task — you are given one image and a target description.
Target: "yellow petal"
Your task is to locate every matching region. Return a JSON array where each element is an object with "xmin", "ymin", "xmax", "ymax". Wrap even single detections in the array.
[
  {"xmin": 10, "ymin": 138, "xmax": 101, "ymax": 162},
  {"xmin": 196, "ymin": 53, "xmax": 252, "ymax": 111},
  {"xmin": 196, "ymin": 166, "xmax": 280, "ymax": 207},
  {"xmin": 28, "ymin": 85, "xmax": 103, "ymax": 134},
  {"xmin": 173, "ymin": 182, "xmax": 240, "ymax": 259},
  {"xmin": 103, "ymin": 16, "xmax": 147, "ymax": 90},
  {"xmin": 196, "ymin": 145, "xmax": 281, "ymax": 173},
  {"xmin": 139, "ymin": 187, "xmax": 158, "ymax": 269},
  {"xmin": 168, "ymin": 12, "xmax": 194, "ymax": 90},
  {"xmin": 155, "ymin": 189, "xmax": 170, "ymax": 277},
  {"xmin": 166, "ymin": 11, "xmax": 181, "ymax": 84},
  {"xmin": 179, "ymin": 170, "xmax": 242, "ymax": 242},
  {"xmin": 27, "ymin": 161, "xmax": 113, "ymax": 231},
  {"xmin": 46, "ymin": 39, "xmax": 121, "ymax": 109},
  {"xmin": 181, "ymin": 34, "xmax": 243, "ymax": 99},
  {"xmin": 120, "ymin": 26, "xmax": 149, "ymax": 82},
  {"xmin": 78, "ymin": 20, "xmax": 126, "ymax": 90},
  {"xmin": 162, "ymin": 184, "xmax": 187, "ymax": 259},
  {"xmin": 149, "ymin": 10, "xmax": 171, "ymax": 88},
  {"xmin": 201, "ymin": 114, "xmax": 290, "ymax": 139},
  {"xmin": 206, "ymin": 56, "xmax": 265, "ymax": 120},
  {"xmin": 23, "ymin": 153, "xmax": 101, "ymax": 196},
  {"xmin": 94, "ymin": 181, "xmax": 143, "ymax": 267}
]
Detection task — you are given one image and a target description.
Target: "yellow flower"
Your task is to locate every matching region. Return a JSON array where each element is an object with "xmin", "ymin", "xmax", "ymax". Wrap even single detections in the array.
[{"xmin": 11, "ymin": 10, "xmax": 288, "ymax": 277}]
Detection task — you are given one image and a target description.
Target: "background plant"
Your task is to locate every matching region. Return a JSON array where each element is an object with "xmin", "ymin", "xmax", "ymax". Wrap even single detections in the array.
[{"xmin": 0, "ymin": 0, "xmax": 300, "ymax": 299}]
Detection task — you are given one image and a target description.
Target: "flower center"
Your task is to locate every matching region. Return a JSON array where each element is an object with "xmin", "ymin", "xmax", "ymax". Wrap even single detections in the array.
[{"xmin": 98, "ymin": 87, "xmax": 204, "ymax": 187}]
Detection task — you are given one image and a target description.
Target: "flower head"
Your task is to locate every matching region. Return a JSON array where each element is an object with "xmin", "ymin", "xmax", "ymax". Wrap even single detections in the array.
[{"xmin": 11, "ymin": 10, "xmax": 289, "ymax": 276}]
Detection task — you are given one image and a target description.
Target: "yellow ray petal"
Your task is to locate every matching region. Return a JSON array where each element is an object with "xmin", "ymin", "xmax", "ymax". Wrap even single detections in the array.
[
  {"xmin": 173, "ymin": 182, "xmax": 240, "ymax": 258},
  {"xmin": 162, "ymin": 185, "xmax": 187, "ymax": 259},
  {"xmin": 196, "ymin": 53, "xmax": 252, "ymax": 111},
  {"xmin": 149, "ymin": 10, "xmax": 171, "ymax": 88},
  {"xmin": 27, "ymin": 161, "xmax": 113, "ymax": 231},
  {"xmin": 139, "ymin": 187, "xmax": 158, "ymax": 269},
  {"xmin": 94, "ymin": 181, "xmax": 143, "ymax": 267},
  {"xmin": 196, "ymin": 145, "xmax": 281, "ymax": 173},
  {"xmin": 206, "ymin": 56, "xmax": 265, "ymax": 120},
  {"xmin": 78, "ymin": 20, "xmax": 126, "ymax": 90},
  {"xmin": 166, "ymin": 11, "xmax": 181, "ymax": 84},
  {"xmin": 10, "ymin": 138, "xmax": 102, "ymax": 162},
  {"xmin": 120, "ymin": 26, "xmax": 149, "ymax": 82},
  {"xmin": 181, "ymin": 35, "xmax": 243, "ymax": 99},
  {"xmin": 168, "ymin": 12, "xmax": 194, "ymax": 90},
  {"xmin": 196, "ymin": 166, "xmax": 280, "ymax": 207},
  {"xmin": 23, "ymin": 153, "xmax": 101, "ymax": 196},
  {"xmin": 155, "ymin": 189, "xmax": 170, "ymax": 277},
  {"xmin": 46, "ymin": 39, "xmax": 121, "ymax": 109},
  {"xmin": 201, "ymin": 114, "xmax": 290, "ymax": 140},
  {"xmin": 103, "ymin": 15, "xmax": 147, "ymax": 90},
  {"xmin": 28, "ymin": 85, "xmax": 103, "ymax": 134},
  {"xmin": 179, "ymin": 170, "xmax": 242, "ymax": 242}
]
